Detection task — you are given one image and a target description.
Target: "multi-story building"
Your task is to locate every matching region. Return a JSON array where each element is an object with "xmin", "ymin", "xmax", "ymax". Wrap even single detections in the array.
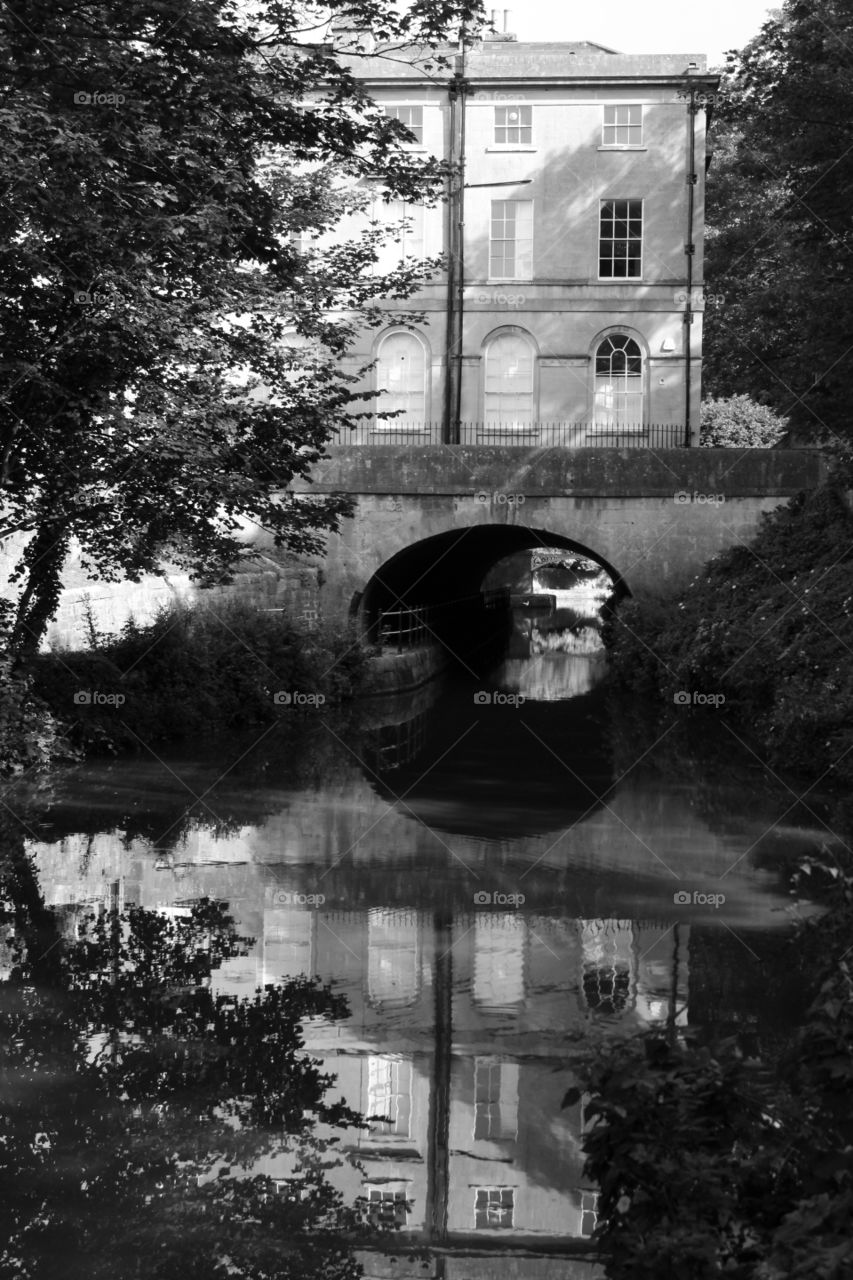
[{"xmin": 335, "ymin": 23, "xmax": 718, "ymax": 447}]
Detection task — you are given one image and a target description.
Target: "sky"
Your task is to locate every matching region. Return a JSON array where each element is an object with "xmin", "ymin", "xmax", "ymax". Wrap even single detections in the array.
[{"xmin": 499, "ymin": 0, "xmax": 779, "ymax": 67}]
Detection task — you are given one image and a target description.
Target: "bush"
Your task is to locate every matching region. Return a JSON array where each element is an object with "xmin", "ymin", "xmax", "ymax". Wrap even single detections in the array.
[
  {"xmin": 29, "ymin": 601, "xmax": 370, "ymax": 752},
  {"xmin": 573, "ymin": 847, "xmax": 853, "ymax": 1280},
  {"xmin": 604, "ymin": 486, "xmax": 853, "ymax": 782},
  {"xmin": 700, "ymin": 394, "xmax": 789, "ymax": 448},
  {"xmin": 0, "ymin": 598, "xmax": 71, "ymax": 775}
]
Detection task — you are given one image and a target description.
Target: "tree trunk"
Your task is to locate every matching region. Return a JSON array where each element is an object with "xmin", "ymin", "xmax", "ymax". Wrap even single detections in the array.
[{"xmin": 11, "ymin": 523, "xmax": 69, "ymax": 655}]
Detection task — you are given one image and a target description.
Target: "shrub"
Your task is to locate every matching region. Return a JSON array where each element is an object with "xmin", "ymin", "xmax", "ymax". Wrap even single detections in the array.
[
  {"xmin": 0, "ymin": 598, "xmax": 71, "ymax": 775},
  {"xmin": 604, "ymin": 486, "xmax": 853, "ymax": 782},
  {"xmin": 700, "ymin": 394, "xmax": 789, "ymax": 448},
  {"xmin": 573, "ymin": 847, "xmax": 853, "ymax": 1280},
  {"xmin": 29, "ymin": 601, "xmax": 370, "ymax": 752}
]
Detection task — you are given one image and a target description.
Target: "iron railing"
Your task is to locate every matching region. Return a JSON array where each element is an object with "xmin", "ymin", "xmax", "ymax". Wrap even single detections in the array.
[
  {"xmin": 336, "ymin": 421, "xmax": 689, "ymax": 448},
  {"xmin": 377, "ymin": 604, "xmax": 436, "ymax": 652}
]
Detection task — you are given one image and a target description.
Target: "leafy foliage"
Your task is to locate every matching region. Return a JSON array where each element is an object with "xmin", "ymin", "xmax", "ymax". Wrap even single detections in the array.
[
  {"xmin": 603, "ymin": 485, "xmax": 853, "ymax": 782},
  {"xmin": 0, "ymin": 598, "xmax": 74, "ymax": 774},
  {"xmin": 0, "ymin": 0, "xmax": 486, "ymax": 652},
  {"xmin": 700, "ymin": 394, "xmax": 789, "ymax": 448},
  {"xmin": 703, "ymin": 1, "xmax": 853, "ymax": 444},
  {"xmin": 572, "ymin": 847, "xmax": 853, "ymax": 1280},
  {"xmin": 29, "ymin": 599, "xmax": 369, "ymax": 751},
  {"xmin": 1, "ymin": 873, "xmax": 371, "ymax": 1280}
]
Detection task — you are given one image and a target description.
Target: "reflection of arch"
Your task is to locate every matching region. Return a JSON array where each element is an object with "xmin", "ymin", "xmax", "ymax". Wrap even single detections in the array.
[
  {"xmin": 482, "ymin": 327, "xmax": 538, "ymax": 427},
  {"xmin": 360, "ymin": 525, "xmax": 627, "ymax": 631},
  {"xmin": 375, "ymin": 330, "xmax": 429, "ymax": 426},
  {"xmin": 367, "ymin": 908, "xmax": 421, "ymax": 1008},
  {"xmin": 592, "ymin": 331, "xmax": 645, "ymax": 429}
]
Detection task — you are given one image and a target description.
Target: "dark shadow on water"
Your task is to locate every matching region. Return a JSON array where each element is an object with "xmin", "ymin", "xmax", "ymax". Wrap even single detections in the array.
[{"xmin": 361, "ymin": 668, "xmax": 614, "ymax": 840}]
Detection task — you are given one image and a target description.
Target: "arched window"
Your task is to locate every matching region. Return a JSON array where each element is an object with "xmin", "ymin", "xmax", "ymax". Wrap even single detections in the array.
[
  {"xmin": 376, "ymin": 331, "xmax": 427, "ymax": 427},
  {"xmin": 484, "ymin": 330, "xmax": 536, "ymax": 428},
  {"xmin": 594, "ymin": 334, "xmax": 644, "ymax": 429},
  {"xmin": 579, "ymin": 920, "xmax": 635, "ymax": 1017}
]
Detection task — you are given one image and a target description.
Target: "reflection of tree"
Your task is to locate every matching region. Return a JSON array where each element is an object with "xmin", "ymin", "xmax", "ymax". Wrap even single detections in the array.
[
  {"xmin": 1, "ymin": 823, "xmax": 371, "ymax": 1280},
  {"xmin": 23, "ymin": 713, "xmax": 366, "ymax": 854}
]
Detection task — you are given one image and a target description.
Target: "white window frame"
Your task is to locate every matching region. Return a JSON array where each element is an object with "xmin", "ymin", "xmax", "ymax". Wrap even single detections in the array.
[
  {"xmin": 384, "ymin": 104, "xmax": 424, "ymax": 146},
  {"xmin": 474, "ymin": 1186, "xmax": 515, "ymax": 1230},
  {"xmin": 489, "ymin": 199, "xmax": 534, "ymax": 281},
  {"xmin": 364, "ymin": 1185, "xmax": 411, "ymax": 1229},
  {"xmin": 494, "ymin": 104, "xmax": 532, "ymax": 145},
  {"xmin": 483, "ymin": 329, "xmax": 537, "ymax": 431},
  {"xmin": 473, "ymin": 1058, "xmax": 519, "ymax": 1142},
  {"xmin": 371, "ymin": 198, "xmax": 426, "ymax": 273},
  {"xmin": 601, "ymin": 104, "xmax": 643, "ymax": 148},
  {"xmin": 580, "ymin": 1189, "xmax": 600, "ymax": 1237},
  {"xmin": 374, "ymin": 330, "xmax": 430, "ymax": 431},
  {"xmin": 367, "ymin": 1055, "xmax": 413, "ymax": 1138},
  {"xmin": 598, "ymin": 199, "xmax": 643, "ymax": 280},
  {"xmin": 593, "ymin": 333, "xmax": 646, "ymax": 431}
]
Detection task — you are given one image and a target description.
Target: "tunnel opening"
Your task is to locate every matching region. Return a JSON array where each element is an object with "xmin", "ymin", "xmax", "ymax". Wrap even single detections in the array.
[{"xmin": 357, "ymin": 525, "xmax": 627, "ymax": 675}]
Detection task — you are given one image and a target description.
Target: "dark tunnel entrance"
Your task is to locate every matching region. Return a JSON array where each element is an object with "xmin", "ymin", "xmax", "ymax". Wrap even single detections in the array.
[{"xmin": 356, "ymin": 525, "xmax": 628, "ymax": 674}]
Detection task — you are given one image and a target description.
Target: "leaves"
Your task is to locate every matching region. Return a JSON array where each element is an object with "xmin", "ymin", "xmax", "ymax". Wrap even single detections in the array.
[
  {"xmin": 573, "ymin": 846, "xmax": 853, "ymax": 1280},
  {"xmin": 0, "ymin": 889, "xmax": 370, "ymax": 1280},
  {"xmin": 703, "ymin": 1, "xmax": 853, "ymax": 443},
  {"xmin": 0, "ymin": 0, "xmax": 487, "ymax": 650}
]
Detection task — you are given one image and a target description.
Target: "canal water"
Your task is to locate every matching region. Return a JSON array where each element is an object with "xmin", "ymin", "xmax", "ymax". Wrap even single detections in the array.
[{"xmin": 5, "ymin": 649, "xmax": 834, "ymax": 1278}]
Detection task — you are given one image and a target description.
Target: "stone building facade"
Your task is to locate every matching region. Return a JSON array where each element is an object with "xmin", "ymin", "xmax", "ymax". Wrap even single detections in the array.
[{"xmin": 337, "ymin": 31, "xmax": 718, "ymax": 446}]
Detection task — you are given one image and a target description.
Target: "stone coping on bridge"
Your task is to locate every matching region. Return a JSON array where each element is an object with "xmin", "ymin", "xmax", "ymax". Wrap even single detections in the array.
[{"xmin": 295, "ymin": 446, "xmax": 827, "ymax": 498}]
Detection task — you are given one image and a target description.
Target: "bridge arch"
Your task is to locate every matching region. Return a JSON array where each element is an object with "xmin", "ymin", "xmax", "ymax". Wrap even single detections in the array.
[{"xmin": 357, "ymin": 524, "xmax": 628, "ymax": 634}]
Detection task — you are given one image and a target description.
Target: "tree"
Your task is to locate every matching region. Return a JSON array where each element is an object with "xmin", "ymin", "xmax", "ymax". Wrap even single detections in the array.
[
  {"xmin": 568, "ymin": 847, "xmax": 853, "ymax": 1280},
  {"xmin": 0, "ymin": 0, "xmax": 486, "ymax": 652},
  {"xmin": 702, "ymin": 1, "xmax": 853, "ymax": 447},
  {"xmin": 0, "ymin": 854, "xmax": 374, "ymax": 1279}
]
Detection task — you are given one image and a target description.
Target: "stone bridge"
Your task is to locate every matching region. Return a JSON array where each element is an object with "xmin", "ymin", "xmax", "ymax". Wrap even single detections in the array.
[
  {"xmin": 280, "ymin": 446, "xmax": 826, "ymax": 628},
  {"xmin": 24, "ymin": 445, "xmax": 827, "ymax": 651}
]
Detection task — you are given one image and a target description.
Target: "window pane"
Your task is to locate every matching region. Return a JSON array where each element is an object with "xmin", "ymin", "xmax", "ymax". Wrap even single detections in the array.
[
  {"xmin": 385, "ymin": 105, "xmax": 423, "ymax": 143},
  {"xmin": 494, "ymin": 104, "xmax": 532, "ymax": 144},
  {"xmin": 602, "ymin": 104, "xmax": 642, "ymax": 146},
  {"xmin": 594, "ymin": 338, "xmax": 644, "ymax": 428},
  {"xmin": 490, "ymin": 200, "xmax": 533, "ymax": 280},
  {"xmin": 599, "ymin": 200, "xmax": 642, "ymax": 278},
  {"xmin": 474, "ymin": 1187, "xmax": 515, "ymax": 1229}
]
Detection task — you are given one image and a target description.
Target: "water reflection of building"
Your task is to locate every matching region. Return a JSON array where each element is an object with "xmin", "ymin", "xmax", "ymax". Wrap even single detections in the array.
[
  {"xmin": 243, "ymin": 899, "xmax": 688, "ymax": 1248},
  {"xmin": 28, "ymin": 835, "xmax": 686, "ymax": 1253}
]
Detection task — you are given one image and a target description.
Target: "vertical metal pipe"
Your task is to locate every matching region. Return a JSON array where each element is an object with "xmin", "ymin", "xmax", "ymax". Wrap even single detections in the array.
[
  {"xmin": 684, "ymin": 85, "xmax": 698, "ymax": 447},
  {"xmin": 453, "ymin": 48, "xmax": 467, "ymax": 436}
]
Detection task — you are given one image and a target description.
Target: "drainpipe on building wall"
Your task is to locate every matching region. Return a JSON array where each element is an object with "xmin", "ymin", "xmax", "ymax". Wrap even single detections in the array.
[
  {"xmin": 443, "ymin": 42, "xmax": 467, "ymax": 444},
  {"xmin": 682, "ymin": 74, "xmax": 701, "ymax": 447}
]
